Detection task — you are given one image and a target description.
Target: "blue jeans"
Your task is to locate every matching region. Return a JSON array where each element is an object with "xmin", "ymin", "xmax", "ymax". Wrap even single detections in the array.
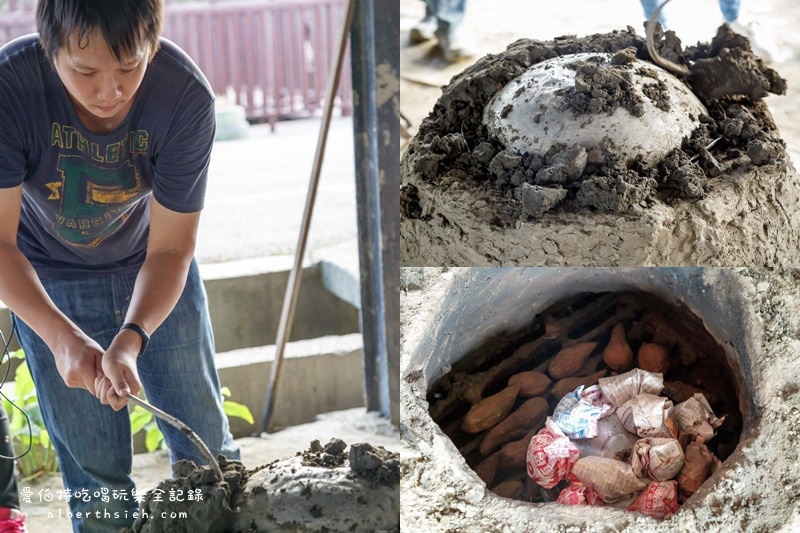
[
  {"xmin": 13, "ymin": 259, "xmax": 239, "ymax": 532},
  {"xmin": 641, "ymin": 0, "xmax": 667, "ymax": 27},
  {"xmin": 640, "ymin": 0, "xmax": 740, "ymax": 27},
  {"xmin": 423, "ymin": 0, "xmax": 466, "ymax": 33},
  {"xmin": 718, "ymin": 0, "xmax": 741, "ymax": 23}
]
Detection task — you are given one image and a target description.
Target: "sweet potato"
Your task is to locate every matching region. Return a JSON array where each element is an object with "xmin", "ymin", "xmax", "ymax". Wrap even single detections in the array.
[
  {"xmin": 479, "ymin": 397, "xmax": 548, "ymax": 455},
  {"xmin": 499, "ymin": 429, "xmax": 537, "ymax": 469},
  {"xmin": 603, "ymin": 323, "xmax": 633, "ymax": 371},
  {"xmin": 508, "ymin": 370, "xmax": 551, "ymax": 397},
  {"xmin": 492, "ymin": 479, "xmax": 523, "ymax": 499},
  {"xmin": 550, "ymin": 370, "xmax": 607, "ymax": 399},
  {"xmin": 461, "ymin": 383, "xmax": 521, "ymax": 434},
  {"xmin": 574, "ymin": 354, "xmax": 602, "ymax": 378},
  {"xmin": 677, "ymin": 439, "xmax": 715, "ymax": 499},
  {"xmin": 475, "ymin": 451, "xmax": 501, "ymax": 485},
  {"xmin": 637, "ymin": 343, "xmax": 670, "ymax": 373},
  {"xmin": 548, "ymin": 342, "xmax": 598, "ymax": 379}
]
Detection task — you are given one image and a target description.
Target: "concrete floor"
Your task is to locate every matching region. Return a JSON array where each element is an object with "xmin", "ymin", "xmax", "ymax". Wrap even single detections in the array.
[
  {"xmin": 19, "ymin": 408, "xmax": 398, "ymax": 532},
  {"xmin": 197, "ymin": 115, "xmax": 358, "ymax": 264},
  {"xmin": 400, "ymin": 0, "xmax": 800, "ymax": 165}
]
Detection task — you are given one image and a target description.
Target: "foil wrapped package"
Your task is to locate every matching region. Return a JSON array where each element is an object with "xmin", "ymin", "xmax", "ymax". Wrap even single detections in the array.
[{"xmin": 552, "ymin": 385, "xmax": 614, "ymax": 439}]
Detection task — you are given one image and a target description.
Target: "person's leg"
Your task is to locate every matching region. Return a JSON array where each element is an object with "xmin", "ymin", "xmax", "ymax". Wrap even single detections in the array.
[
  {"xmin": 133, "ymin": 259, "xmax": 239, "ymax": 469},
  {"xmin": 410, "ymin": 0, "xmax": 438, "ymax": 44},
  {"xmin": 0, "ymin": 403, "xmax": 20, "ymax": 511},
  {"xmin": 719, "ymin": 0, "xmax": 741, "ymax": 23},
  {"xmin": 433, "ymin": 0, "xmax": 473, "ymax": 61},
  {"xmin": 641, "ymin": 0, "xmax": 668, "ymax": 28},
  {"xmin": 422, "ymin": 0, "xmax": 434, "ymax": 18},
  {"xmin": 432, "ymin": 0, "xmax": 466, "ymax": 32},
  {"xmin": 0, "ymin": 403, "xmax": 26, "ymax": 531},
  {"xmin": 12, "ymin": 276, "xmax": 139, "ymax": 533}
]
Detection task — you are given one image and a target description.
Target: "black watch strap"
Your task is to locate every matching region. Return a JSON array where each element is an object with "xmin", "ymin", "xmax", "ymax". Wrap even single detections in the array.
[{"xmin": 119, "ymin": 323, "xmax": 150, "ymax": 357}]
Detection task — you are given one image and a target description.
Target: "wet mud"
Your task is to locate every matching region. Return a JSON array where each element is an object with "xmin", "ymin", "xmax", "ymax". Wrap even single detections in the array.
[
  {"xmin": 127, "ymin": 439, "xmax": 399, "ymax": 533},
  {"xmin": 401, "ymin": 24, "xmax": 787, "ymax": 221}
]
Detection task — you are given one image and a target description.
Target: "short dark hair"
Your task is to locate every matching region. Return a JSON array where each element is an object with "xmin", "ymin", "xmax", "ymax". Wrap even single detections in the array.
[{"xmin": 36, "ymin": 0, "xmax": 163, "ymax": 63}]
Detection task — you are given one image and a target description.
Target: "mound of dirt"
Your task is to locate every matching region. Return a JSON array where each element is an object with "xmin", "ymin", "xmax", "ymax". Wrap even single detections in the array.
[
  {"xmin": 127, "ymin": 439, "xmax": 399, "ymax": 533},
  {"xmin": 401, "ymin": 24, "xmax": 787, "ymax": 221}
]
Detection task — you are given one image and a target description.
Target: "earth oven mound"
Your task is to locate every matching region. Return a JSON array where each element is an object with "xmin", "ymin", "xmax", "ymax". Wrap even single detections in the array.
[
  {"xmin": 400, "ymin": 27, "xmax": 800, "ymax": 266},
  {"xmin": 401, "ymin": 269, "xmax": 773, "ymax": 529},
  {"xmin": 428, "ymin": 289, "xmax": 744, "ymax": 505}
]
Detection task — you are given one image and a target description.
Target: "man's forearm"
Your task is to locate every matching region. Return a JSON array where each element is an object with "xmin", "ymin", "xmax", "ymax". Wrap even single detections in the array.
[
  {"xmin": 0, "ymin": 241, "xmax": 79, "ymax": 349},
  {"xmin": 123, "ymin": 249, "xmax": 194, "ymax": 335}
]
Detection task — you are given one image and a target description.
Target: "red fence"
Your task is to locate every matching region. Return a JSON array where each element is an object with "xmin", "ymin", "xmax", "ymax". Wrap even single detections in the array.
[{"xmin": 0, "ymin": 0, "xmax": 352, "ymax": 126}]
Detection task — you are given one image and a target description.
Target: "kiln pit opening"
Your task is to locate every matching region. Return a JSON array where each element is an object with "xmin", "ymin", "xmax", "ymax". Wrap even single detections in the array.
[{"xmin": 427, "ymin": 290, "xmax": 745, "ymax": 514}]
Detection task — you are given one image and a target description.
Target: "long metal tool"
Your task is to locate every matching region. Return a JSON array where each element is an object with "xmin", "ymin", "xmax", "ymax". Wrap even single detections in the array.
[
  {"xmin": 646, "ymin": 0, "xmax": 690, "ymax": 76},
  {"xmin": 126, "ymin": 395, "xmax": 224, "ymax": 481},
  {"xmin": 259, "ymin": 0, "xmax": 357, "ymax": 434}
]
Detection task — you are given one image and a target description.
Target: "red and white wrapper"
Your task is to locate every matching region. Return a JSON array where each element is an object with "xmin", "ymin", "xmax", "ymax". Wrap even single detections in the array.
[
  {"xmin": 526, "ymin": 418, "xmax": 580, "ymax": 489},
  {"xmin": 557, "ymin": 482, "xmax": 604, "ymax": 506},
  {"xmin": 628, "ymin": 481, "xmax": 680, "ymax": 520}
]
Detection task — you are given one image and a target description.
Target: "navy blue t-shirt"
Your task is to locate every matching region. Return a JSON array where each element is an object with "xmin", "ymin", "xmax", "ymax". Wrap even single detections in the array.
[{"xmin": 0, "ymin": 34, "xmax": 214, "ymax": 278}]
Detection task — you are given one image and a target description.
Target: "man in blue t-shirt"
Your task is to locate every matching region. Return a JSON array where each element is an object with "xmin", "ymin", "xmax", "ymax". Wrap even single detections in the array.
[{"xmin": 0, "ymin": 1, "xmax": 239, "ymax": 530}]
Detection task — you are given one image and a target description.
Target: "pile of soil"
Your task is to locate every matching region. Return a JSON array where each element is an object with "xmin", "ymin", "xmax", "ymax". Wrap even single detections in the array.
[
  {"xmin": 401, "ymin": 24, "xmax": 787, "ymax": 221},
  {"xmin": 127, "ymin": 439, "xmax": 399, "ymax": 532}
]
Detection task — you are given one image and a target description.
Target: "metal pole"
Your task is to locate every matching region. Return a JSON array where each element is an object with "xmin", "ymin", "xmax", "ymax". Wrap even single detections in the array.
[
  {"xmin": 259, "ymin": 0, "xmax": 357, "ymax": 434},
  {"xmin": 350, "ymin": 0, "xmax": 399, "ymax": 423}
]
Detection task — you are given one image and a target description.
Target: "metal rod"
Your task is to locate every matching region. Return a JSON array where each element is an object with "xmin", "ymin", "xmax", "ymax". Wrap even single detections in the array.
[
  {"xmin": 127, "ymin": 395, "xmax": 224, "ymax": 481},
  {"xmin": 646, "ymin": 0, "xmax": 690, "ymax": 76},
  {"xmin": 259, "ymin": 0, "xmax": 357, "ymax": 434}
]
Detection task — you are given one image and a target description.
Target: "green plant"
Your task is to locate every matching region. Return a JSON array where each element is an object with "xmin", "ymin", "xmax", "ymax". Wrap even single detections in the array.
[
  {"xmin": 131, "ymin": 385, "xmax": 254, "ymax": 452},
  {"xmin": 1, "ymin": 349, "xmax": 60, "ymax": 480},
  {"xmin": 2, "ymin": 348, "xmax": 254, "ymax": 477}
]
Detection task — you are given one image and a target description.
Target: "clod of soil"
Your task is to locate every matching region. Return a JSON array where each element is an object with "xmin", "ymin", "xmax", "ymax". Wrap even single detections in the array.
[
  {"xmin": 401, "ymin": 24, "xmax": 787, "ymax": 222},
  {"xmin": 127, "ymin": 439, "xmax": 399, "ymax": 532}
]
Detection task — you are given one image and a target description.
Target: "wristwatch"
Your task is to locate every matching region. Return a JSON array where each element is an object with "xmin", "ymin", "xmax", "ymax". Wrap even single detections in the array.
[{"xmin": 119, "ymin": 323, "xmax": 150, "ymax": 357}]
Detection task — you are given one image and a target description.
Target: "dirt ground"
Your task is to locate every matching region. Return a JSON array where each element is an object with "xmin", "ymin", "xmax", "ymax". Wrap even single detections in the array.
[{"xmin": 400, "ymin": 0, "xmax": 800, "ymax": 166}]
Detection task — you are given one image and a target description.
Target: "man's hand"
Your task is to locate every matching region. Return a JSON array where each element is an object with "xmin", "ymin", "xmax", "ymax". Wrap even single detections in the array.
[
  {"xmin": 52, "ymin": 331, "xmax": 104, "ymax": 394},
  {"xmin": 97, "ymin": 329, "xmax": 143, "ymax": 411}
]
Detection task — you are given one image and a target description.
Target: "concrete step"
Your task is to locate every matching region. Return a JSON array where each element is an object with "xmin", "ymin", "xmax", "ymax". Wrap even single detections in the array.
[
  {"xmin": 1, "ymin": 251, "xmax": 367, "ymax": 449},
  {"xmin": 0, "ymin": 250, "xmax": 362, "ymax": 354},
  {"xmin": 216, "ymin": 333, "xmax": 364, "ymax": 436},
  {"xmin": 130, "ymin": 333, "xmax": 364, "ymax": 452}
]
